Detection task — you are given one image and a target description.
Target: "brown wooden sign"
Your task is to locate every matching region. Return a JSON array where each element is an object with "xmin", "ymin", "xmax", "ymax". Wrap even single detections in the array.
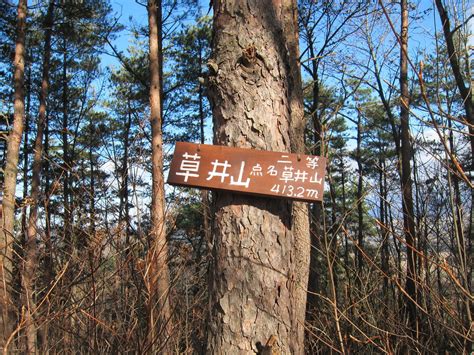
[{"xmin": 167, "ymin": 142, "xmax": 326, "ymax": 202}]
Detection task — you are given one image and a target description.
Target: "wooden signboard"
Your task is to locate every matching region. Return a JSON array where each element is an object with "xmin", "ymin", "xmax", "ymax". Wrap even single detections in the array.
[{"xmin": 167, "ymin": 142, "xmax": 326, "ymax": 202}]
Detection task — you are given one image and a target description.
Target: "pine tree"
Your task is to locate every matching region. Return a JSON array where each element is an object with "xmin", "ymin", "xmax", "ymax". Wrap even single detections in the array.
[
  {"xmin": 146, "ymin": 0, "xmax": 172, "ymax": 352},
  {"xmin": 206, "ymin": 1, "xmax": 308, "ymax": 352},
  {"xmin": 1, "ymin": 0, "xmax": 27, "ymax": 347}
]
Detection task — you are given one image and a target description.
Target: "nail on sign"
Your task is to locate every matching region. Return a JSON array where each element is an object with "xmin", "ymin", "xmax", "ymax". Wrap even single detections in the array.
[{"xmin": 167, "ymin": 142, "xmax": 326, "ymax": 202}]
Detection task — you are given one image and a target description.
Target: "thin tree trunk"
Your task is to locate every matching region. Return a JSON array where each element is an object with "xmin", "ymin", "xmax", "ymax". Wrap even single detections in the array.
[
  {"xmin": 198, "ymin": 70, "xmax": 211, "ymax": 254},
  {"xmin": 146, "ymin": 0, "xmax": 172, "ymax": 352},
  {"xmin": 447, "ymin": 112, "xmax": 472, "ymax": 350},
  {"xmin": 283, "ymin": 2, "xmax": 311, "ymax": 347},
  {"xmin": 435, "ymin": 2, "xmax": 473, "ymax": 350},
  {"xmin": 23, "ymin": 1, "xmax": 55, "ymax": 352},
  {"xmin": 435, "ymin": 0, "xmax": 473, "ymax": 157},
  {"xmin": 43, "ymin": 113, "xmax": 53, "ymax": 286},
  {"xmin": 399, "ymin": 0, "xmax": 419, "ymax": 339},
  {"xmin": 62, "ymin": 41, "xmax": 71, "ymax": 248},
  {"xmin": 206, "ymin": 1, "xmax": 308, "ymax": 353},
  {"xmin": 21, "ymin": 63, "xmax": 30, "ymax": 239},
  {"xmin": 88, "ymin": 127, "xmax": 96, "ymax": 237},
  {"xmin": 356, "ymin": 108, "xmax": 364, "ymax": 274},
  {"xmin": 306, "ymin": 35, "xmax": 323, "ymax": 328},
  {"xmin": 41, "ymin": 108, "xmax": 53, "ymax": 354},
  {"xmin": 19, "ymin": 53, "xmax": 30, "ymax": 353},
  {"xmin": 118, "ymin": 106, "xmax": 131, "ymax": 231},
  {"xmin": 59, "ymin": 30, "xmax": 74, "ymax": 353},
  {"xmin": 339, "ymin": 154, "xmax": 353, "ymax": 331},
  {"xmin": 88, "ymin": 119, "xmax": 97, "ymax": 351},
  {"xmin": 1, "ymin": 0, "xmax": 27, "ymax": 348},
  {"xmin": 379, "ymin": 158, "xmax": 389, "ymax": 297}
]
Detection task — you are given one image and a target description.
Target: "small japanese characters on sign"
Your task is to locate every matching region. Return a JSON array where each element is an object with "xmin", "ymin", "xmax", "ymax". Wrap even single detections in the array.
[{"xmin": 167, "ymin": 142, "xmax": 326, "ymax": 202}]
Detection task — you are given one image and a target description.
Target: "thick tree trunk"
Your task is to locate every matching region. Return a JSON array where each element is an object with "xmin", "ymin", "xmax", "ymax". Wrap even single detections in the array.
[
  {"xmin": 0, "ymin": 0, "xmax": 27, "ymax": 348},
  {"xmin": 146, "ymin": 0, "xmax": 172, "ymax": 352},
  {"xmin": 23, "ymin": 2, "xmax": 55, "ymax": 352},
  {"xmin": 399, "ymin": 0, "xmax": 419, "ymax": 337},
  {"xmin": 206, "ymin": 1, "xmax": 308, "ymax": 353}
]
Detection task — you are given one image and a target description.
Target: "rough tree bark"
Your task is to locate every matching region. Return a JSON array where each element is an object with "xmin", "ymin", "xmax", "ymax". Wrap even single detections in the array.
[
  {"xmin": 206, "ymin": 1, "xmax": 309, "ymax": 353},
  {"xmin": 0, "ymin": 0, "xmax": 27, "ymax": 349},
  {"xmin": 146, "ymin": 0, "xmax": 172, "ymax": 352}
]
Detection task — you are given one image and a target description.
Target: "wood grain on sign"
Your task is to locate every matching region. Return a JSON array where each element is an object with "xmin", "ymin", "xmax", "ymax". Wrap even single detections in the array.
[{"xmin": 167, "ymin": 142, "xmax": 326, "ymax": 202}]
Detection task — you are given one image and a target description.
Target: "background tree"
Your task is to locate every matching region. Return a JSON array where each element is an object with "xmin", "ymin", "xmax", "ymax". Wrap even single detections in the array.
[
  {"xmin": 22, "ymin": 0, "xmax": 55, "ymax": 352},
  {"xmin": 146, "ymin": 0, "xmax": 172, "ymax": 352},
  {"xmin": 1, "ymin": 0, "xmax": 27, "ymax": 347}
]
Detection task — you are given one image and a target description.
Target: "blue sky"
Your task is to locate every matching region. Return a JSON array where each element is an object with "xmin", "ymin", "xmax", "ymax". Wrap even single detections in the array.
[
  {"xmin": 100, "ymin": 1, "xmax": 148, "ymax": 68},
  {"xmin": 102, "ymin": 0, "xmax": 210, "ymax": 69}
]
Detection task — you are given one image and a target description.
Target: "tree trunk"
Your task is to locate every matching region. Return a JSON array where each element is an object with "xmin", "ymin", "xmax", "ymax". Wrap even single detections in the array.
[
  {"xmin": 435, "ymin": 3, "xmax": 473, "ymax": 350},
  {"xmin": 0, "ymin": 0, "xmax": 27, "ymax": 348},
  {"xmin": 146, "ymin": 0, "xmax": 172, "ymax": 352},
  {"xmin": 23, "ymin": 1, "xmax": 55, "ymax": 352},
  {"xmin": 119, "ymin": 106, "xmax": 131, "ymax": 231},
  {"xmin": 198, "ymin": 70, "xmax": 212, "ymax": 254},
  {"xmin": 21, "ymin": 62, "xmax": 30, "ymax": 239},
  {"xmin": 206, "ymin": 1, "xmax": 308, "ymax": 353},
  {"xmin": 43, "ymin": 110, "xmax": 53, "ymax": 286},
  {"xmin": 356, "ymin": 108, "xmax": 364, "ymax": 274},
  {"xmin": 379, "ymin": 158, "xmax": 389, "ymax": 297},
  {"xmin": 282, "ymin": 2, "xmax": 310, "ymax": 348},
  {"xmin": 435, "ymin": 0, "xmax": 474, "ymax": 158},
  {"xmin": 399, "ymin": 0, "xmax": 418, "ymax": 338},
  {"xmin": 62, "ymin": 38, "xmax": 71, "ymax": 250},
  {"xmin": 306, "ymin": 34, "xmax": 323, "ymax": 330}
]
